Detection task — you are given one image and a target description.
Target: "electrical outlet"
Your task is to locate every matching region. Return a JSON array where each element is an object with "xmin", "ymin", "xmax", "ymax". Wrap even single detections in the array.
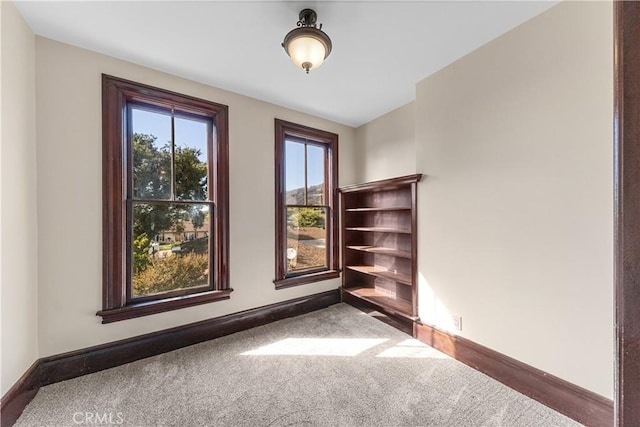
[{"xmin": 452, "ymin": 315, "xmax": 462, "ymax": 331}]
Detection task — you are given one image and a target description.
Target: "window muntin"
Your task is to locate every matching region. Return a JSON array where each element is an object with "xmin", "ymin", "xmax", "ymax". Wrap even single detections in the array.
[
  {"xmin": 274, "ymin": 119, "xmax": 339, "ymax": 289},
  {"xmin": 99, "ymin": 75, "xmax": 230, "ymax": 323}
]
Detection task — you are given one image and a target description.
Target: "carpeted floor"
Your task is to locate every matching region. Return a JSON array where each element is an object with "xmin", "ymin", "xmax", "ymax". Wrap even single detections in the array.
[{"xmin": 16, "ymin": 303, "xmax": 581, "ymax": 426}]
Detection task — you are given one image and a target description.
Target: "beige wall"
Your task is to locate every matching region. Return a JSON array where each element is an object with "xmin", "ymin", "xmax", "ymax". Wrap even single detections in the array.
[
  {"xmin": 0, "ymin": 1, "xmax": 39, "ymax": 395},
  {"xmin": 354, "ymin": 102, "xmax": 415, "ymax": 183},
  {"xmin": 35, "ymin": 38, "xmax": 356, "ymax": 357},
  {"xmin": 415, "ymin": 1, "xmax": 613, "ymax": 398}
]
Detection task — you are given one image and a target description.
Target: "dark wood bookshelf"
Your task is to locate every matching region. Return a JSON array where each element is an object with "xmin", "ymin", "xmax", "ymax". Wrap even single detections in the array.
[{"xmin": 340, "ymin": 174, "xmax": 422, "ymax": 330}]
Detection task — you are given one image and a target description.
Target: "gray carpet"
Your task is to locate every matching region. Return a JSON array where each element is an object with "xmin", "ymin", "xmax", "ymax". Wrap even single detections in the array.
[{"xmin": 16, "ymin": 303, "xmax": 581, "ymax": 426}]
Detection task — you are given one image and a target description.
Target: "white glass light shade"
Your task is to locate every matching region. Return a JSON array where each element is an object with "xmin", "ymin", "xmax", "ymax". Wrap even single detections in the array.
[
  {"xmin": 282, "ymin": 13, "xmax": 332, "ymax": 74},
  {"xmin": 287, "ymin": 35, "xmax": 327, "ymax": 71}
]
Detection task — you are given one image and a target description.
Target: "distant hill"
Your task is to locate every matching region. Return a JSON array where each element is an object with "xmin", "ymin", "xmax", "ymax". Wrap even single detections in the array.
[{"xmin": 286, "ymin": 183, "xmax": 325, "ymax": 205}]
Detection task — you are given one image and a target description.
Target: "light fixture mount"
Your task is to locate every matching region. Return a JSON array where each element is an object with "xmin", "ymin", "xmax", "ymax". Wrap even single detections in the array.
[
  {"xmin": 297, "ymin": 8, "xmax": 318, "ymax": 27},
  {"xmin": 282, "ymin": 8, "xmax": 332, "ymax": 74}
]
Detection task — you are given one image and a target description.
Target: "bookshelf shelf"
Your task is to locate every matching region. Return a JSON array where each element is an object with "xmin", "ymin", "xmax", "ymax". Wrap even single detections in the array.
[
  {"xmin": 346, "ymin": 266, "xmax": 412, "ymax": 286},
  {"xmin": 346, "ymin": 246, "xmax": 412, "ymax": 259},
  {"xmin": 345, "ymin": 227, "xmax": 411, "ymax": 234}
]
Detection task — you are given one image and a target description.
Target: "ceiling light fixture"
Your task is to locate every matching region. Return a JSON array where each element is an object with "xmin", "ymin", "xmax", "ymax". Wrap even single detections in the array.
[{"xmin": 282, "ymin": 8, "xmax": 332, "ymax": 74}]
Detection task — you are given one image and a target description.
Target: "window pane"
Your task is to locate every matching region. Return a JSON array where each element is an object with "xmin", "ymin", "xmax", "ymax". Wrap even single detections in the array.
[
  {"xmin": 131, "ymin": 108, "xmax": 172, "ymax": 200},
  {"xmin": 285, "ymin": 141, "xmax": 305, "ymax": 205},
  {"xmin": 306, "ymin": 144, "xmax": 325, "ymax": 206},
  {"xmin": 286, "ymin": 206, "xmax": 328, "ymax": 273},
  {"xmin": 132, "ymin": 202, "xmax": 211, "ymax": 297},
  {"xmin": 175, "ymin": 116, "xmax": 209, "ymax": 201}
]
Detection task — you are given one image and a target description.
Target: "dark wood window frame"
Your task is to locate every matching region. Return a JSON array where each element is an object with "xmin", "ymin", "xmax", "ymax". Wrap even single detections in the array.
[
  {"xmin": 274, "ymin": 119, "xmax": 339, "ymax": 289},
  {"xmin": 98, "ymin": 75, "xmax": 231, "ymax": 323}
]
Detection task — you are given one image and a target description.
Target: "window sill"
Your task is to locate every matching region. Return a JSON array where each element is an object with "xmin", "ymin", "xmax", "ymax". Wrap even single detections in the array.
[
  {"xmin": 274, "ymin": 270, "xmax": 340, "ymax": 290},
  {"xmin": 97, "ymin": 289, "xmax": 233, "ymax": 324}
]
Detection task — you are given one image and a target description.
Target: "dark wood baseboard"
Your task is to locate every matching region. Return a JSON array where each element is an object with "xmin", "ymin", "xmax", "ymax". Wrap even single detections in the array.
[
  {"xmin": 0, "ymin": 362, "xmax": 40, "ymax": 427},
  {"xmin": 414, "ymin": 322, "xmax": 613, "ymax": 427},
  {"xmin": 0, "ymin": 289, "xmax": 340, "ymax": 426}
]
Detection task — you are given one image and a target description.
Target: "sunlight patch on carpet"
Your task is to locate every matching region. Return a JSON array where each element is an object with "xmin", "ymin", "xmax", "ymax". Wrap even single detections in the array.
[
  {"xmin": 376, "ymin": 339, "xmax": 450, "ymax": 359},
  {"xmin": 241, "ymin": 338, "xmax": 388, "ymax": 356}
]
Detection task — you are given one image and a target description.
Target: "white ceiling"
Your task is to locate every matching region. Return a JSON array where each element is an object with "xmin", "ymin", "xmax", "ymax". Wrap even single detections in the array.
[{"xmin": 15, "ymin": 0, "xmax": 557, "ymax": 127}]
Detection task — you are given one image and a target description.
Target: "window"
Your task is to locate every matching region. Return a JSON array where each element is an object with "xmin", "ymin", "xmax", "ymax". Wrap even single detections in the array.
[
  {"xmin": 99, "ymin": 75, "xmax": 230, "ymax": 323},
  {"xmin": 274, "ymin": 119, "xmax": 339, "ymax": 288}
]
